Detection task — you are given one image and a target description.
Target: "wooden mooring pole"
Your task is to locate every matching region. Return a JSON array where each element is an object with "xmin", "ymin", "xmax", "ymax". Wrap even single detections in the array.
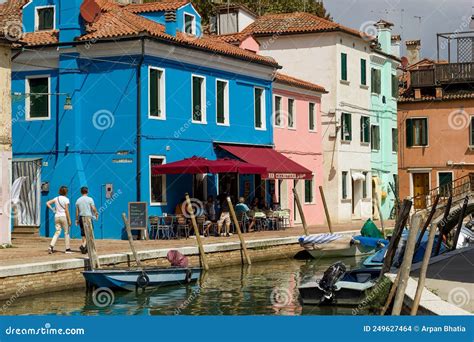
[
  {"xmin": 227, "ymin": 197, "xmax": 252, "ymax": 265},
  {"xmin": 434, "ymin": 195, "xmax": 452, "ymax": 256},
  {"xmin": 391, "ymin": 213, "xmax": 423, "ymax": 315},
  {"xmin": 319, "ymin": 186, "xmax": 333, "ymax": 234},
  {"xmin": 374, "ymin": 192, "xmax": 385, "ymax": 237},
  {"xmin": 185, "ymin": 194, "xmax": 209, "ymax": 271},
  {"xmin": 122, "ymin": 213, "xmax": 142, "ymax": 268},
  {"xmin": 83, "ymin": 216, "xmax": 101, "ymax": 270},
  {"xmin": 415, "ymin": 195, "xmax": 440, "ymax": 252},
  {"xmin": 293, "ymin": 187, "xmax": 309, "ymax": 236}
]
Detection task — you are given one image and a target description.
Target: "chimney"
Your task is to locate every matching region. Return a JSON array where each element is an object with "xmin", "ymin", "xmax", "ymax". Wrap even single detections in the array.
[
  {"xmin": 406, "ymin": 40, "xmax": 421, "ymax": 65},
  {"xmin": 374, "ymin": 20, "xmax": 393, "ymax": 54},
  {"xmin": 59, "ymin": 0, "xmax": 85, "ymax": 43},
  {"xmin": 164, "ymin": 10, "xmax": 177, "ymax": 36},
  {"xmin": 391, "ymin": 35, "xmax": 401, "ymax": 58}
]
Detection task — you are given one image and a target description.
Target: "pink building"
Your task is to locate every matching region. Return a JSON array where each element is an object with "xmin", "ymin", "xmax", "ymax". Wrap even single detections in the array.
[{"xmin": 273, "ymin": 73, "xmax": 327, "ymax": 226}]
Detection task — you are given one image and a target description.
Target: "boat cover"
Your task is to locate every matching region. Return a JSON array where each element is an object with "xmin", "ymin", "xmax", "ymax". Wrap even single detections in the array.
[
  {"xmin": 299, "ymin": 233, "xmax": 344, "ymax": 246},
  {"xmin": 360, "ymin": 219, "xmax": 383, "ymax": 238},
  {"xmin": 167, "ymin": 250, "xmax": 189, "ymax": 267},
  {"xmin": 353, "ymin": 235, "xmax": 389, "ymax": 248}
]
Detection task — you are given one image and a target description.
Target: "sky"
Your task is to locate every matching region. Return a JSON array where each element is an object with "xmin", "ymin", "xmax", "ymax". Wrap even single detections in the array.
[
  {"xmin": 324, "ymin": 0, "xmax": 474, "ymax": 61},
  {"xmin": 1, "ymin": 0, "xmax": 473, "ymax": 60}
]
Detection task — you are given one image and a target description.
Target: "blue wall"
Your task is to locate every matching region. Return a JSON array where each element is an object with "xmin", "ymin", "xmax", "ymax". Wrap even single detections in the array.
[{"xmin": 12, "ymin": 52, "xmax": 273, "ymax": 239}]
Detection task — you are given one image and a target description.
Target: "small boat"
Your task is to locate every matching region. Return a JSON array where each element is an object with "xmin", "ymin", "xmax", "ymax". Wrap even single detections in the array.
[
  {"xmin": 298, "ymin": 262, "xmax": 380, "ymax": 306},
  {"xmin": 83, "ymin": 267, "xmax": 202, "ymax": 292},
  {"xmin": 299, "ymin": 234, "xmax": 388, "ymax": 259}
]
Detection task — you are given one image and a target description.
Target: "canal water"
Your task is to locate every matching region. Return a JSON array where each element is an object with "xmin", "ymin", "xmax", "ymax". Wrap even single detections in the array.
[{"xmin": 3, "ymin": 257, "xmax": 370, "ymax": 316}]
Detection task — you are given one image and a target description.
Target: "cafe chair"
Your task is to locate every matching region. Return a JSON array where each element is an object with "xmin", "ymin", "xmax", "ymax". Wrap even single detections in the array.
[
  {"xmin": 157, "ymin": 215, "xmax": 175, "ymax": 240},
  {"xmin": 149, "ymin": 216, "xmax": 160, "ymax": 239},
  {"xmin": 176, "ymin": 215, "xmax": 190, "ymax": 239}
]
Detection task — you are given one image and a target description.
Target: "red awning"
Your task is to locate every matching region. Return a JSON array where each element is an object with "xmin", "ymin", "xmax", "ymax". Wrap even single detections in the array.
[
  {"xmin": 217, "ymin": 144, "xmax": 313, "ymax": 180},
  {"xmin": 152, "ymin": 156, "xmax": 266, "ymax": 175}
]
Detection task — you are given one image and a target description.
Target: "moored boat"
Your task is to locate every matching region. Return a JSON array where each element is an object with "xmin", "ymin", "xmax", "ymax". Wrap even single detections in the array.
[
  {"xmin": 299, "ymin": 233, "xmax": 388, "ymax": 259},
  {"xmin": 83, "ymin": 267, "xmax": 202, "ymax": 292}
]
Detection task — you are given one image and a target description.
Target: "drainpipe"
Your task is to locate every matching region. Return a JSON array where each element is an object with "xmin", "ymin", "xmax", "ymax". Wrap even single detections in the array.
[{"xmin": 136, "ymin": 38, "xmax": 145, "ymax": 202}]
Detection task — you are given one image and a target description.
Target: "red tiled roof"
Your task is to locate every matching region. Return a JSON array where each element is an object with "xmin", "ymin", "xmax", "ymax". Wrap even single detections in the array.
[
  {"xmin": 126, "ymin": 0, "xmax": 189, "ymax": 13},
  {"xmin": 77, "ymin": 3, "xmax": 278, "ymax": 67},
  {"xmin": 215, "ymin": 32, "xmax": 255, "ymax": 45},
  {"xmin": 22, "ymin": 30, "xmax": 59, "ymax": 46},
  {"xmin": 242, "ymin": 12, "xmax": 371, "ymax": 40},
  {"xmin": 399, "ymin": 91, "xmax": 474, "ymax": 103},
  {"xmin": 274, "ymin": 72, "xmax": 327, "ymax": 93}
]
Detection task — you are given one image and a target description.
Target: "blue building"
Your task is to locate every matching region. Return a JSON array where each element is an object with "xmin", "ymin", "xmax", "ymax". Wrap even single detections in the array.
[{"xmin": 11, "ymin": 0, "xmax": 282, "ymax": 239}]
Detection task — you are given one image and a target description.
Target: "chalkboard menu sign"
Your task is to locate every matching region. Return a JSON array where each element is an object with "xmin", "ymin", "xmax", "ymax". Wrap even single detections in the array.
[{"xmin": 128, "ymin": 202, "xmax": 148, "ymax": 230}]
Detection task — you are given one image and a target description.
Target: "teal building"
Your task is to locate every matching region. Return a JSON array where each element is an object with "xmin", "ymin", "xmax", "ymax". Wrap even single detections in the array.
[{"xmin": 370, "ymin": 20, "xmax": 400, "ymax": 219}]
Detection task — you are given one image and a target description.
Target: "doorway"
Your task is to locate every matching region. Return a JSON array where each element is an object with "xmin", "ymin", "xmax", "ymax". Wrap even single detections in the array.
[
  {"xmin": 413, "ymin": 173, "xmax": 430, "ymax": 209},
  {"xmin": 218, "ymin": 173, "xmax": 238, "ymax": 203}
]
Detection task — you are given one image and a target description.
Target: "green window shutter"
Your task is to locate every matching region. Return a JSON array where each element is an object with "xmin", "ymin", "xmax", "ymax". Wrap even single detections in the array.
[
  {"xmin": 305, "ymin": 180, "xmax": 312, "ymax": 203},
  {"xmin": 38, "ymin": 8, "xmax": 54, "ymax": 30},
  {"xmin": 360, "ymin": 59, "xmax": 366, "ymax": 85},
  {"xmin": 341, "ymin": 53, "xmax": 347, "ymax": 81},
  {"xmin": 392, "ymin": 128, "xmax": 398, "ymax": 152},
  {"xmin": 347, "ymin": 113, "xmax": 352, "ymax": 140},
  {"xmin": 471, "ymin": 117, "xmax": 474, "ymax": 146},
  {"xmin": 392, "ymin": 74, "xmax": 398, "ymax": 98},
  {"xmin": 342, "ymin": 172, "xmax": 347, "ymax": 199},
  {"xmin": 288, "ymin": 99, "xmax": 294, "ymax": 127},
  {"xmin": 422, "ymin": 119, "xmax": 428, "ymax": 146},
  {"xmin": 29, "ymin": 78, "xmax": 49, "ymax": 118},
  {"xmin": 360, "ymin": 117, "xmax": 364, "ymax": 142},
  {"xmin": 255, "ymin": 88, "xmax": 262, "ymax": 128},
  {"xmin": 376, "ymin": 70, "xmax": 381, "ymax": 94},
  {"xmin": 150, "ymin": 69, "xmax": 160, "ymax": 117},
  {"xmin": 192, "ymin": 77, "xmax": 202, "ymax": 121},
  {"xmin": 274, "ymin": 96, "xmax": 281, "ymax": 126},
  {"xmin": 216, "ymin": 81, "xmax": 225, "ymax": 124},
  {"xmin": 309, "ymin": 103, "xmax": 315, "ymax": 130},
  {"xmin": 362, "ymin": 173, "xmax": 367, "ymax": 198},
  {"xmin": 406, "ymin": 119, "xmax": 413, "ymax": 147},
  {"xmin": 342, "ymin": 113, "xmax": 352, "ymax": 141}
]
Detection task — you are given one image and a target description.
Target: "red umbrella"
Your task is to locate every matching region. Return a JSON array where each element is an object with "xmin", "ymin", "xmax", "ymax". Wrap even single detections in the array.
[
  {"xmin": 209, "ymin": 158, "xmax": 266, "ymax": 175},
  {"xmin": 152, "ymin": 157, "xmax": 266, "ymax": 175},
  {"xmin": 151, "ymin": 156, "xmax": 211, "ymax": 175}
]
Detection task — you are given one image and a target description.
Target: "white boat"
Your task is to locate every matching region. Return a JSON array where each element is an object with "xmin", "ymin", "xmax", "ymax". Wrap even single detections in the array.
[{"xmin": 299, "ymin": 234, "xmax": 388, "ymax": 259}]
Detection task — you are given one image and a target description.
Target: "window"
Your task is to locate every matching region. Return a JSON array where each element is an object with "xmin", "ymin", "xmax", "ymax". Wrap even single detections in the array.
[
  {"xmin": 362, "ymin": 172, "xmax": 368, "ymax": 198},
  {"xmin": 149, "ymin": 67, "xmax": 165, "ymax": 119},
  {"xmin": 192, "ymin": 75, "xmax": 206, "ymax": 123},
  {"xmin": 150, "ymin": 157, "xmax": 166, "ymax": 205},
  {"xmin": 309, "ymin": 102, "xmax": 316, "ymax": 131},
  {"xmin": 371, "ymin": 125, "xmax": 380, "ymax": 150},
  {"xmin": 254, "ymin": 87, "xmax": 265, "ymax": 129},
  {"xmin": 392, "ymin": 128, "xmax": 398, "ymax": 152},
  {"xmin": 406, "ymin": 118, "xmax": 428, "ymax": 147},
  {"xmin": 341, "ymin": 53, "xmax": 348, "ymax": 81},
  {"xmin": 438, "ymin": 172, "xmax": 453, "ymax": 197},
  {"xmin": 26, "ymin": 77, "xmax": 50, "ymax": 120},
  {"xmin": 304, "ymin": 178, "xmax": 314, "ymax": 204},
  {"xmin": 342, "ymin": 171, "xmax": 348, "ymax": 199},
  {"xmin": 341, "ymin": 112, "xmax": 352, "ymax": 141},
  {"xmin": 216, "ymin": 79, "xmax": 229, "ymax": 125},
  {"xmin": 360, "ymin": 116, "xmax": 370, "ymax": 143},
  {"xmin": 391, "ymin": 74, "xmax": 398, "ymax": 98},
  {"xmin": 470, "ymin": 117, "xmax": 474, "ymax": 147},
  {"xmin": 288, "ymin": 98, "xmax": 295, "ymax": 128},
  {"xmin": 36, "ymin": 6, "xmax": 54, "ymax": 31},
  {"xmin": 360, "ymin": 59, "xmax": 367, "ymax": 85},
  {"xmin": 184, "ymin": 13, "xmax": 196, "ymax": 35},
  {"xmin": 371, "ymin": 68, "xmax": 381, "ymax": 94},
  {"xmin": 274, "ymin": 96, "xmax": 282, "ymax": 127}
]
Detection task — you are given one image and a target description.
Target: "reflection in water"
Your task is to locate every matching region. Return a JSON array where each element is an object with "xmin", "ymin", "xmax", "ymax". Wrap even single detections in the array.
[{"xmin": 2, "ymin": 257, "xmax": 369, "ymax": 316}]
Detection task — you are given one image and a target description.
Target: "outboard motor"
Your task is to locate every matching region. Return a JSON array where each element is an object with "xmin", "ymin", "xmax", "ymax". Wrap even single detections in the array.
[{"xmin": 318, "ymin": 262, "xmax": 347, "ymax": 303}]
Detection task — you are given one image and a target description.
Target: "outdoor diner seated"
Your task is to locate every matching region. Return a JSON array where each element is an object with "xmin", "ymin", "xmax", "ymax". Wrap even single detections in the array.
[{"xmin": 151, "ymin": 194, "xmax": 291, "ymax": 240}]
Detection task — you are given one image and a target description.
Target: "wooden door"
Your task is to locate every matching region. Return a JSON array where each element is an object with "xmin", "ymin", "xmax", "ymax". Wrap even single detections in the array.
[{"xmin": 413, "ymin": 173, "xmax": 430, "ymax": 209}]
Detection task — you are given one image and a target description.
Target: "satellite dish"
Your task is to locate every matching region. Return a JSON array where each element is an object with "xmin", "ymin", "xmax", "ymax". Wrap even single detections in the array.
[
  {"xmin": 81, "ymin": 0, "xmax": 101, "ymax": 24},
  {"xmin": 401, "ymin": 56, "xmax": 409, "ymax": 69}
]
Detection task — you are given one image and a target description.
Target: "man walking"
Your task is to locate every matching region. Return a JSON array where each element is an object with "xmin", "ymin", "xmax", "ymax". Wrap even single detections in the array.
[{"xmin": 75, "ymin": 187, "xmax": 99, "ymax": 254}]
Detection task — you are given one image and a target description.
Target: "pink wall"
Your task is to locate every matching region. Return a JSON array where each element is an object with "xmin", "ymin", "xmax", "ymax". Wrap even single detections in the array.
[
  {"xmin": 273, "ymin": 86, "xmax": 324, "ymax": 227},
  {"xmin": 240, "ymin": 36, "xmax": 260, "ymax": 53}
]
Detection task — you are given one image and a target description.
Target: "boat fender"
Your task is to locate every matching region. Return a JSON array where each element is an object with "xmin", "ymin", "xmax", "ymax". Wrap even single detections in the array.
[
  {"xmin": 137, "ymin": 273, "xmax": 150, "ymax": 289},
  {"xmin": 185, "ymin": 269, "xmax": 193, "ymax": 284}
]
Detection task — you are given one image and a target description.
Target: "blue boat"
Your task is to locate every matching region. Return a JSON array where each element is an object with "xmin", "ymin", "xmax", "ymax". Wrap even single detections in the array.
[{"xmin": 83, "ymin": 267, "xmax": 202, "ymax": 292}]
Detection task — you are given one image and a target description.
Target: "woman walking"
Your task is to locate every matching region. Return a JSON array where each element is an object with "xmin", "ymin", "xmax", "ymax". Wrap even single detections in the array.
[{"xmin": 46, "ymin": 186, "xmax": 72, "ymax": 254}]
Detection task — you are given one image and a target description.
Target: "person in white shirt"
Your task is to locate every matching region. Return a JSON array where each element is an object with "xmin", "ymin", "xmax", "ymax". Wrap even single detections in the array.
[{"xmin": 46, "ymin": 186, "xmax": 72, "ymax": 254}]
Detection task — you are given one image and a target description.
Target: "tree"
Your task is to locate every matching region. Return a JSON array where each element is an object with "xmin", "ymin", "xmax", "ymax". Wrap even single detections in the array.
[{"xmin": 144, "ymin": 0, "xmax": 331, "ymax": 24}]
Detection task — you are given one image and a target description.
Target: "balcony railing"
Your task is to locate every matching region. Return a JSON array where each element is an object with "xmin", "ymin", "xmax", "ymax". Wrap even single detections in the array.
[{"xmin": 410, "ymin": 62, "xmax": 474, "ymax": 88}]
